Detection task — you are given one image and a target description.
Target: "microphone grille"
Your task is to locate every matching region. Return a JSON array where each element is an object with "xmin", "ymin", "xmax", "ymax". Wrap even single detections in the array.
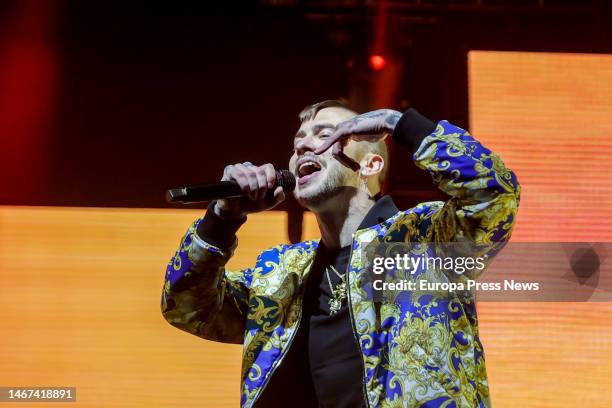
[{"xmin": 276, "ymin": 169, "xmax": 296, "ymax": 193}]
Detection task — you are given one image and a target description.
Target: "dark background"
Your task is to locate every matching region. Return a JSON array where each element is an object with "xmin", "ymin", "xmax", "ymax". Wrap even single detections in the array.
[{"xmin": 1, "ymin": 1, "xmax": 611, "ymax": 230}]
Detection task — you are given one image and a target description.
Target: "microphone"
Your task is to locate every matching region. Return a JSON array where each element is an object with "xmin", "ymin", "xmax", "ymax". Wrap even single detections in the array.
[{"xmin": 166, "ymin": 169, "xmax": 296, "ymax": 204}]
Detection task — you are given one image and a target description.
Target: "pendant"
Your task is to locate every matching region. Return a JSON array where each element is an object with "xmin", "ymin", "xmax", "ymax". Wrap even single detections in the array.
[{"xmin": 328, "ymin": 281, "xmax": 347, "ymax": 315}]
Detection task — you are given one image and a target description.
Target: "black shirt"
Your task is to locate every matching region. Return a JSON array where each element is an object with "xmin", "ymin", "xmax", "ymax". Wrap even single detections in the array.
[{"xmin": 306, "ymin": 243, "xmax": 363, "ymax": 408}]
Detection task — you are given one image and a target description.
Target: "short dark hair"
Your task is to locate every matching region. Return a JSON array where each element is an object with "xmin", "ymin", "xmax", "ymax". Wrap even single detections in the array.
[{"xmin": 298, "ymin": 99, "xmax": 356, "ymax": 122}]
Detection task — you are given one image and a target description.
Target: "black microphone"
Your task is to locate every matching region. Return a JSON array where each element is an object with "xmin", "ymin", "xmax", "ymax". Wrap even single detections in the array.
[{"xmin": 166, "ymin": 169, "xmax": 296, "ymax": 204}]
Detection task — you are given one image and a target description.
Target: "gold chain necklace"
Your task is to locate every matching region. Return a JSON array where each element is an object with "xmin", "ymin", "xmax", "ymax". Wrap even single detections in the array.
[{"xmin": 325, "ymin": 265, "xmax": 347, "ymax": 315}]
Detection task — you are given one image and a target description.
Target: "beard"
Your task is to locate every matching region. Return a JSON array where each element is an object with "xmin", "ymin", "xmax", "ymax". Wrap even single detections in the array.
[{"xmin": 293, "ymin": 163, "xmax": 354, "ymax": 210}]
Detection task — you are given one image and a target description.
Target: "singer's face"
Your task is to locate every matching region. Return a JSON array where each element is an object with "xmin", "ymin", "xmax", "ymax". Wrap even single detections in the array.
[{"xmin": 289, "ymin": 107, "xmax": 363, "ymax": 211}]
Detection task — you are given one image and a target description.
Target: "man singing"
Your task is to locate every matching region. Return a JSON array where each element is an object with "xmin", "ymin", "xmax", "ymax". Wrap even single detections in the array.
[{"xmin": 161, "ymin": 100, "xmax": 520, "ymax": 408}]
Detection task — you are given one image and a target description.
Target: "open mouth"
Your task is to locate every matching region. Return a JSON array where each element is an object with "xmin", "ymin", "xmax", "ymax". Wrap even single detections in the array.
[{"xmin": 297, "ymin": 160, "xmax": 322, "ymax": 185}]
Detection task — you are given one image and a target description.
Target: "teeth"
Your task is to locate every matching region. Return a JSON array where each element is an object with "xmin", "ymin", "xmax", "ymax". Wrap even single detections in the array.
[{"xmin": 298, "ymin": 161, "xmax": 321, "ymax": 177}]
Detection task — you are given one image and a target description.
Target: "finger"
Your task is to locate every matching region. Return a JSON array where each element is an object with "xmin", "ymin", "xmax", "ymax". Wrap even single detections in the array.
[
  {"xmin": 226, "ymin": 164, "xmax": 250, "ymax": 195},
  {"xmin": 332, "ymin": 140, "xmax": 341, "ymax": 157},
  {"xmin": 271, "ymin": 186, "xmax": 286, "ymax": 206},
  {"xmin": 351, "ymin": 133, "xmax": 384, "ymax": 142},
  {"xmin": 226, "ymin": 164, "xmax": 249, "ymax": 185},
  {"xmin": 234, "ymin": 163, "xmax": 259, "ymax": 200},
  {"xmin": 262, "ymin": 163, "xmax": 276, "ymax": 190},
  {"xmin": 246, "ymin": 164, "xmax": 265, "ymax": 201},
  {"xmin": 332, "ymin": 141, "xmax": 361, "ymax": 172},
  {"xmin": 314, "ymin": 123, "xmax": 353, "ymax": 155},
  {"xmin": 253, "ymin": 165, "xmax": 269, "ymax": 200},
  {"xmin": 222, "ymin": 165, "xmax": 234, "ymax": 182},
  {"xmin": 225, "ymin": 166, "xmax": 252, "ymax": 202},
  {"xmin": 344, "ymin": 122, "xmax": 380, "ymax": 136}
]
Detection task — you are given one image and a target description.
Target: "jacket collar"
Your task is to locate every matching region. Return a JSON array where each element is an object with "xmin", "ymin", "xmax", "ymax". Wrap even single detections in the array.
[
  {"xmin": 306, "ymin": 194, "xmax": 400, "ymax": 253},
  {"xmin": 357, "ymin": 194, "xmax": 399, "ymax": 230}
]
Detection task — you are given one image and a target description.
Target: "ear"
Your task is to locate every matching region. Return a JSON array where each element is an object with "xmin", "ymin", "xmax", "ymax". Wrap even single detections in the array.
[{"xmin": 360, "ymin": 153, "xmax": 385, "ymax": 178}]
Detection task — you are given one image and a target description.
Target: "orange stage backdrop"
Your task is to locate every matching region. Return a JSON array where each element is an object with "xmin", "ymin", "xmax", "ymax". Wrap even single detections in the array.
[
  {"xmin": 1, "ymin": 51, "xmax": 612, "ymax": 407},
  {"xmin": 468, "ymin": 51, "xmax": 612, "ymax": 407}
]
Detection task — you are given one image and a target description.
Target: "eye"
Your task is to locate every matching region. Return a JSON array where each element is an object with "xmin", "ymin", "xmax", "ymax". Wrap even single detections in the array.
[{"xmin": 318, "ymin": 131, "xmax": 333, "ymax": 139}]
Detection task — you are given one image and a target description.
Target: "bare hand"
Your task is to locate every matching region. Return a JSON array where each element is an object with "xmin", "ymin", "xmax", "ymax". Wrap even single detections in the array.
[
  {"xmin": 215, "ymin": 162, "xmax": 286, "ymax": 219},
  {"xmin": 314, "ymin": 109, "xmax": 402, "ymax": 157}
]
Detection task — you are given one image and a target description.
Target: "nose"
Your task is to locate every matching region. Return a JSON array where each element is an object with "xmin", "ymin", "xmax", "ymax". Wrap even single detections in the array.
[{"xmin": 294, "ymin": 134, "xmax": 317, "ymax": 156}]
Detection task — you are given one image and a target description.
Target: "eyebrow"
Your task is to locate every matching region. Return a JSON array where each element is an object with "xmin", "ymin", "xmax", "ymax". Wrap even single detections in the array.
[{"xmin": 294, "ymin": 122, "xmax": 336, "ymax": 139}]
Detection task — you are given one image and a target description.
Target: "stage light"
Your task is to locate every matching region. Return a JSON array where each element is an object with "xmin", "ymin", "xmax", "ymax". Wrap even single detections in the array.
[{"xmin": 369, "ymin": 54, "xmax": 386, "ymax": 71}]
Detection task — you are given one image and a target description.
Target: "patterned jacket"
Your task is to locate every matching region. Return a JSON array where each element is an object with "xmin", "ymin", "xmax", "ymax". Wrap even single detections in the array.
[{"xmin": 161, "ymin": 110, "xmax": 520, "ymax": 408}]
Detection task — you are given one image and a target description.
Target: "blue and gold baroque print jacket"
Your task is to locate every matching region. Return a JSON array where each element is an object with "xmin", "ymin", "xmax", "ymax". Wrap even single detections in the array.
[{"xmin": 161, "ymin": 109, "xmax": 520, "ymax": 408}]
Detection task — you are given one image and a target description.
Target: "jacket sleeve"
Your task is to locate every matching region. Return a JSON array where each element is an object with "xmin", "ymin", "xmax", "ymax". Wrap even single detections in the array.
[
  {"xmin": 393, "ymin": 109, "xmax": 520, "ymax": 273},
  {"xmin": 161, "ymin": 202, "xmax": 252, "ymax": 344}
]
